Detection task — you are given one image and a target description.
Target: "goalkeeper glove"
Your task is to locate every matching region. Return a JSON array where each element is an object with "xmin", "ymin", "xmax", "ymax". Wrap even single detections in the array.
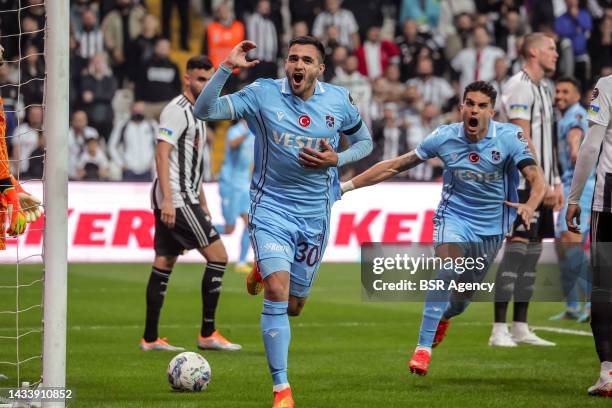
[
  {"xmin": 0, "ymin": 177, "xmax": 26, "ymax": 236},
  {"xmin": 18, "ymin": 192, "xmax": 42, "ymax": 224}
]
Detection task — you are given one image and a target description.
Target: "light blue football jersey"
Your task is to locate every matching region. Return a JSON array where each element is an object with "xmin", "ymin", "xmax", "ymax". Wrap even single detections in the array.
[
  {"xmin": 223, "ymin": 78, "xmax": 362, "ymax": 217},
  {"xmin": 219, "ymin": 120, "xmax": 254, "ymax": 189},
  {"xmin": 416, "ymin": 120, "xmax": 535, "ymax": 236},
  {"xmin": 557, "ymin": 103, "xmax": 594, "ymax": 187}
]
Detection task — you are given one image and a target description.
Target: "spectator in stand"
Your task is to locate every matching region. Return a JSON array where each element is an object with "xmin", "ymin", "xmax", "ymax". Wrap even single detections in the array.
[
  {"xmin": 451, "ymin": 25, "xmax": 506, "ymax": 91},
  {"xmin": 76, "ymin": 8, "xmax": 104, "ymax": 63},
  {"xmin": 202, "ymin": 2, "xmax": 245, "ymax": 91},
  {"xmin": 68, "ymin": 110, "xmax": 99, "ymax": 180},
  {"xmin": 355, "ymin": 25, "xmax": 400, "ymax": 80},
  {"xmin": 246, "ymin": 0, "xmax": 280, "ymax": 80},
  {"xmin": 438, "ymin": 0, "xmax": 477, "ymax": 38},
  {"xmin": 20, "ymin": 44, "xmax": 44, "ymax": 107},
  {"xmin": 0, "ymin": 63, "xmax": 19, "ymax": 145},
  {"xmin": 71, "ymin": 0, "xmax": 99, "ymax": 33},
  {"xmin": 25, "ymin": 130, "xmax": 44, "ymax": 180},
  {"xmin": 162, "ymin": 0, "xmax": 190, "ymax": 51},
  {"xmin": 292, "ymin": 20, "xmax": 309, "ymax": 38},
  {"xmin": 367, "ymin": 77, "xmax": 389, "ymax": 125},
  {"xmin": 101, "ymin": 0, "xmax": 146, "ymax": 84},
  {"xmin": 22, "ymin": 0, "xmax": 45, "ymax": 31},
  {"xmin": 312, "ymin": 0, "xmax": 359, "ymax": 51},
  {"xmin": 406, "ymin": 56, "xmax": 455, "ymax": 112},
  {"xmin": 589, "ymin": 7, "xmax": 612, "ymax": 78},
  {"xmin": 76, "ymin": 135, "xmax": 110, "ymax": 181},
  {"xmin": 406, "ymin": 103, "xmax": 443, "ymax": 181},
  {"xmin": 289, "ymin": 0, "xmax": 324, "ymax": 31},
  {"xmin": 384, "ymin": 63, "xmax": 406, "ymax": 102},
  {"xmin": 495, "ymin": 9, "xmax": 525, "ymax": 64},
  {"xmin": 108, "ymin": 101, "xmax": 157, "ymax": 181},
  {"xmin": 342, "ymin": 1, "xmax": 383, "ymax": 42},
  {"xmin": 332, "ymin": 54, "xmax": 372, "ymax": 124},
  {"xmin": 203, "ymin": 2, "xmax": 245, "ymax": 69},
  {"xmin": 128, "ymin": 14, "xmax": 162, "ymax": 83},
  {"xmin": 399, "ymin": 0, "xmax": 440, "ymax": 28},
  {"xmin": 490, "ymin": 56, "xmax": 510, "ymax": 113},
  {"xmin": 555, "ymin": 0, "xmax": 593, "ymax": 85},
  {"xmin": 396, "ymin": 19, "xmax": 446, "ymax": 81},
  {"xmin": 379, "ymin": 103, "xmax": 407, "ymax": 162},
  {"xmin": 324, "ymin": 45, "xmax": 348, "ymax": 82},
  {"xmin": 20, "ymin": 15, "xmax": 44, "ymax": 55},
  {"xmin": 81, "ymin": 52, "xmax": 117, "ymax": 140},
  {"xmin": 444, "ymin": 12, "xmax": 475, "ymax": 61},
  {"xmin": 11, "ymin": 105, "xmax": 42, "ymax": 176},
  {"xmin": 135, "ymin": 38, "xmax": 181, "ymax": 120},
  {"xmin": 529, "ymin": 0, "xmax": 558, "ymax": 32}
]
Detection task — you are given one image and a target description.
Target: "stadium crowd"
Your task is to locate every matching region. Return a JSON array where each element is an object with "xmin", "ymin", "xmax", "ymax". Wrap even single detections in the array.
[{"xmin": 0, "ymin": 0, "xmax": 610, "ymax": 181}]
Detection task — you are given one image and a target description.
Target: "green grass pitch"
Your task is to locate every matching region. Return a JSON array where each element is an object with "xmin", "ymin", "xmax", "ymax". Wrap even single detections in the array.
[{"xmin": 1, "ymin": 263, "xmax": 610, "ymax": 407}]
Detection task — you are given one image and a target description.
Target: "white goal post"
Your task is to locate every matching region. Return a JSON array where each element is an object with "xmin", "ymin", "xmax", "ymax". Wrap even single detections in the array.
[{"xmin": 41, "ymin": 1, "xmax": 69, "ymax": 407}]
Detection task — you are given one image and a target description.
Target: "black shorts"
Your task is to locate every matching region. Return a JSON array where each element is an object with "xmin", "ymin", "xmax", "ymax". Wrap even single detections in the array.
[
  {"xmin": 154, "ymin": 204, "xmax": 220, "ymax": 256},
  {"xmin": 590, "ymin": 211, "xmax": 612, "ymax": 302},
  {"xmin": 508, "ymin": 189, "xmax": 555, "ymax": 241}
]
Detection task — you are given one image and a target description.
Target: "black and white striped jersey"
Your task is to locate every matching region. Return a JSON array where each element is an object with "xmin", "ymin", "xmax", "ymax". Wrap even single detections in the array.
[
  {"xmin": 588, "ymin": 75, "xmax": 612, "ymax": 212},
  {"xmin": 500, "ymin": 70, "xmax": 558, "ymax": 188},
  {"xmin": 151, "ymin": 94, "xmax": 209, "ymax": 209}
]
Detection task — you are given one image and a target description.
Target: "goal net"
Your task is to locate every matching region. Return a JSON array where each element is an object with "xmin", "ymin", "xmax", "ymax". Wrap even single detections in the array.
[{"xmin": 0, "ymin": 1, "xmax": 68, "ymax": 406}]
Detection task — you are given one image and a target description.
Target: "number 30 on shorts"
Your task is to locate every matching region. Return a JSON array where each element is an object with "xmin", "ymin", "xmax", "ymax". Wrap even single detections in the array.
[{"xmin": 294, "ymin": 242, "xmax": 320, "ymax": 266}]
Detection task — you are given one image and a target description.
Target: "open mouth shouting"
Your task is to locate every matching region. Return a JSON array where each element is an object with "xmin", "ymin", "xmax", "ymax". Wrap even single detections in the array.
[
  {"xmin": 467, "ymin": 117, "xmax": 479, "ymax": 133},
  {"xmin": 291, "ymin": 72, "xmax": 305, "ymax": 89}
]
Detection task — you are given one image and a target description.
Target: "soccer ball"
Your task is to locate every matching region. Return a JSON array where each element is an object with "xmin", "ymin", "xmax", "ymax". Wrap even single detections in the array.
[{"xmin": 167, "ymin": 352, "xmax": 211, "ymax": 391}]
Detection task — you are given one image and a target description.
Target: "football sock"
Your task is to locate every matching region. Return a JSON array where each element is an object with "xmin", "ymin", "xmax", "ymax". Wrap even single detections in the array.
[
  {"xmin": 591, "ymin": 300, "xmax": 612, "ymax": 362},
  {"xmin": 201, "ymin": 262, "xmax": 226, "ymax": 337},
  {"xmin": 418, "ymin": 265, "xmax": 453, "ymax": 347},
  {"xmin": 558, "ymin": 244, "xmax": 581, "ymax": 310},
  {"xmin": 144, "ymin": 266, "xmax": 172, "ymax": 342},
  {"xmin": 513, "ymin": 242, "xmax": 542, "ymax": 322},
  {"xmin": 494, "ymin": 241, "xmax": 527, "ymax": 322},
  {"xmin": 239, "ymin": 227, "xmax": 250, "ymax": 264},
  {"xmin": 261, "ymin": 299, "xmax": 290, "ymax": 386}
]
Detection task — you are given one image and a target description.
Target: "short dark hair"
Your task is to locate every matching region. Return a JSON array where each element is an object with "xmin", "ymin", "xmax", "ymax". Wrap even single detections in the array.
[
  {"xmin": 556, "ymin": 76, "xmax": 581, "ymax": 92},
  {"xmin": 288, "ymin": 36, "xmax": 325, "ymax": 63},
  {"xmin": 463, "ymin": 81, "xmax": 497, "ymax": 106},
  {"xmin": 186, "ymin": 55, "xmax": 214, "ymax": 71}
]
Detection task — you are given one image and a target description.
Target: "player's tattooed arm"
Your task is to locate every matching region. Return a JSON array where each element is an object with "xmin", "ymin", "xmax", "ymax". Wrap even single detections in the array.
[
  {"xmin": 504, "ymin": 164, "xmax": 545, "ymax": 229},
  {"xmin": 341, "ymin": 150, "xmax": 424, "ymax": 193}
]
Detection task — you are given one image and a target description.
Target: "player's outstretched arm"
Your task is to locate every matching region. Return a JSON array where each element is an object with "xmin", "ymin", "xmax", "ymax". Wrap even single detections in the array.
[
  {"xmin": 193, "ymin": 41, "xmax": 259, "ymax": 122},
  {"xmin": 566, "ymin": 123, "xmax": 607, "ymax": 233},
  {"xmin": 341, "ymin": 150, "xmax": 424, "ymax": 193}
]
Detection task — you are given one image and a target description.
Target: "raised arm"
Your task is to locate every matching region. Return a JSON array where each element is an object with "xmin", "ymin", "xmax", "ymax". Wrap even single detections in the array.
[
  {"xmin": 341, "ymin": 150, "xmax": 424, "ymax": 193},
  {"xmin": 193, "ymin": 41, "xmax": 260, "ymax": 121}
]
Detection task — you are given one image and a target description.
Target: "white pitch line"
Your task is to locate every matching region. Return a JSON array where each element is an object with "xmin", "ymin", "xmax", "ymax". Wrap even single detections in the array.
[{"xmin": 530, "ymin": 325, "xmax": 592, "ymax": 337}]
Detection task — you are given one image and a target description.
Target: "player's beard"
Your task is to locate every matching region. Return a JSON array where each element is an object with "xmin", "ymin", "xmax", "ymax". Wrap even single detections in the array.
[{"xmin": 189, "ymin": 83, "xmax": 203, "ymax": 100}]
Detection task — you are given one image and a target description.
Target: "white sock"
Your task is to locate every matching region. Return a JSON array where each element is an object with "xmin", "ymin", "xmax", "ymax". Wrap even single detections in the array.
[
  {"xmin": 273, "ymin": 383, "xmax": 290, "ymax": 393},
  {"xmin": 415, "ymin": 345, "xmax": 432, "ymax": 354},
  {"xmin": 601, "ymin": 361, "xmax": 612, "ymax": 379},
  {"xmin": 511, "ymin": 321, "xmax": 529, "ymax": 335},
  {"xmin": 492, "ymin": 323, "xmax": 509, "ymax": 334}
]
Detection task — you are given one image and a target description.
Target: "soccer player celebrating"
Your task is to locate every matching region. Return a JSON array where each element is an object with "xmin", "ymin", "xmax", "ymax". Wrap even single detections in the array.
[
  {"xmin": 215, "ymin": 118, "xmax": 254, "ymax": 273},
  {"xmin": 549, "ymin": 77, "xmax": 593, "ymax": 323},
  {"xmin": 491, "ymin": 33, "xmax": 560, "ymax": 347},
  {"xmin": 341, "ymin": 81, "xmax": 546, "ymax": 375},
  {"xmin": 195, "ymin": 37, "xmax": 373, "ymax": 407},
  {"xmin": 141, "ymin": 56, "xmax": 241, "ymax": 352},
  {"xmin": 566, "ymin": 74, "xmax": 612, "ymax": 397}
]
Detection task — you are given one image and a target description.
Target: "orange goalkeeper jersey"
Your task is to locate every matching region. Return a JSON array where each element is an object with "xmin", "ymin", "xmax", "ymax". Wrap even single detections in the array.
[{"xmin": 0, "ymin": 96, "xmax": 9, "ymax": 180}]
